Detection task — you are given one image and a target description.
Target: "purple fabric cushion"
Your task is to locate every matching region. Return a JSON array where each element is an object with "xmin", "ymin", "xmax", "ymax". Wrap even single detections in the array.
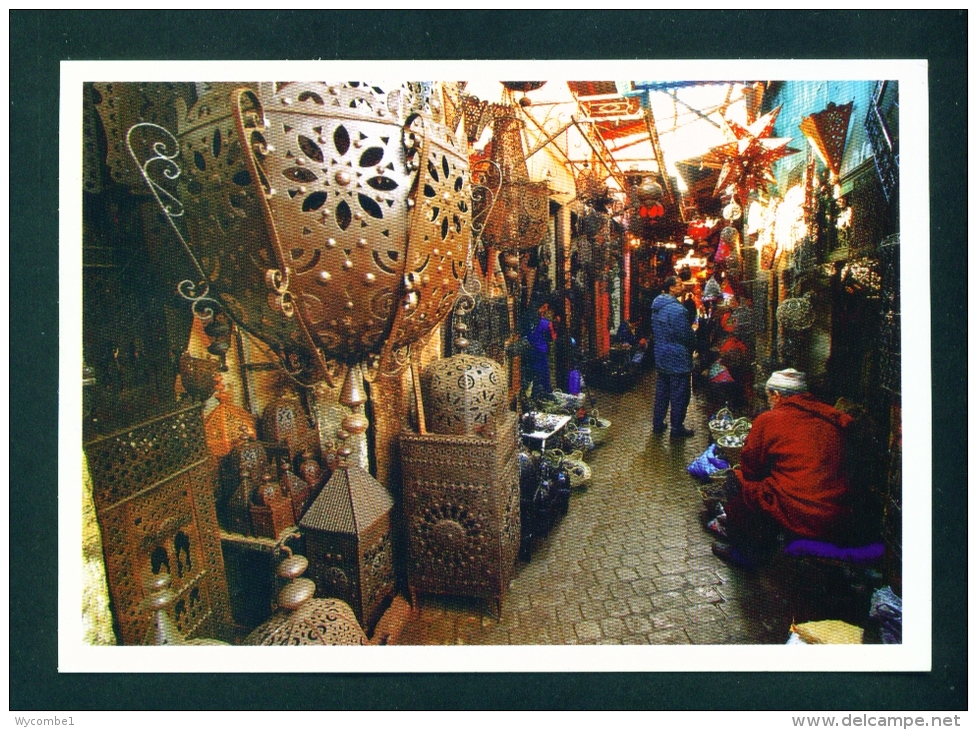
[{"xmin": 783, "ymin": 539, "xmax": 884, "ymax": 564}]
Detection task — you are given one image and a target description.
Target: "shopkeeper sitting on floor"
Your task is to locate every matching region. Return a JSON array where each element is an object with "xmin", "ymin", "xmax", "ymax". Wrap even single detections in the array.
[
  {"xmin": 616, "ymin": 316, "xmax": 648, "ymax": 351},
  {"xmin": 710, "ymin": 368, "xmax": 856, "ymax": 570}
]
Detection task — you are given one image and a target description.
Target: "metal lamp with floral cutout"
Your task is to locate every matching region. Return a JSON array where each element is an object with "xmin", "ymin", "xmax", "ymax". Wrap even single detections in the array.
[{"xmin": 126, "ymin": 81, "xmax": 474, "ymax": 437}]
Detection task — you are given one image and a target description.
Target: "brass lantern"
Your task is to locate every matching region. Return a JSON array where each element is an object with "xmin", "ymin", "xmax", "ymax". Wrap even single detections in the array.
[
  {"xmin": 298, "ymin": 418, "xmax": 395, "ymax": 633},
  {"xmin": 420, "ymin": 320, "xmax": 506, "ymax": 436},
  {"xmin": 127, "ymin": 81, "xmax": 472, "ymax": 390},
  {"xmin": 474, "ymin": 112, "xmax": 550, "ymax": 254},
  {"xmin": 244, "ymin": 552, "xmax": 368, "ymax": 646}
]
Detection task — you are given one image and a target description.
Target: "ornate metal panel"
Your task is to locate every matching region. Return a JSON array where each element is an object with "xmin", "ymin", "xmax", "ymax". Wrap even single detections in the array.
[
  {"xmin": 304, "ymin": 532, "xmax": 358, "ymax": 609},
  {"xmin": 359, "ymin": 519, "xmax": 395, "ymax": 630},
  {"xmin": 84, "ymin": 404, "xmax": 232, "ymax": 644},
  {"xmin": 400, "ymin": 412, "xmax": 520, "ymax": 610},
  {"xmin": 303, "ymin": 517, "xmax": 394, "ymax": 633},
  {"xmin": 865, "ymin": 81, "xmax": 899, "ymax": 203}
]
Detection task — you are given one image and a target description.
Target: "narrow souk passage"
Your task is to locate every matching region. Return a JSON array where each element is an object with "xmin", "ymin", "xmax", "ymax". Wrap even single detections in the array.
[{"xmin": 399, "ymin": 370, "xmax": 805, "ymax": 645}]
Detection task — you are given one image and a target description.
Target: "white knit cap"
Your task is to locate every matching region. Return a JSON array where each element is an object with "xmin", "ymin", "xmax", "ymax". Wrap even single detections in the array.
[{"xmin": 766, "ymin": 368, "xmax": 808, "ymax": 393}]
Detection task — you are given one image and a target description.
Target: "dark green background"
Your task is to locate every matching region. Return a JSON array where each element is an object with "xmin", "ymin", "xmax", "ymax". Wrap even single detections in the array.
[{"xmin": 10, "ymin": 9, "xmax": 966, "ymax": 711}]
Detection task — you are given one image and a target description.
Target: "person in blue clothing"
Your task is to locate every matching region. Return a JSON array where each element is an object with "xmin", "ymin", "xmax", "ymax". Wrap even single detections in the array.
[
  {"xmin": 651, "ymin": 275, "xmax": 696, "ymax": 438},
  {"xmin": 527, "ymin": 301, "xmax": 556, "ymax": 394},
  {"xmin": 616, "ymin": 317, "xmax": 649, "ymax": 365},
  {"xmin": 616, "ymin": 317, "xmax": 640, "ymax": 346}
]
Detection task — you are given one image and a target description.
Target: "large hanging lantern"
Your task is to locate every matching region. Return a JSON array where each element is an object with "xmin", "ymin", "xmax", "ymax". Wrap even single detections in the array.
[
  {"xmin": 474, "ymin": 112, "xmax": 550, "ymax": 253},
  {"xmin": 128, "ymin": 82, "xmax": 472, "ymax": 390},
  {"xmin": 627, "ymin": 175, "xmax": 665, "ymax": 236}
]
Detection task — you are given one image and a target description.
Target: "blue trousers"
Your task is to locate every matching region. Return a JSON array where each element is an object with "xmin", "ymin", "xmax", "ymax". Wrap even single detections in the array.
[
  {"xmin": 653, "ymin": 370, "xmax": 691, "ymax": 431},
  {"xmin": 529, "ymin": 351, "xmax": 551, "ymax": 394}
]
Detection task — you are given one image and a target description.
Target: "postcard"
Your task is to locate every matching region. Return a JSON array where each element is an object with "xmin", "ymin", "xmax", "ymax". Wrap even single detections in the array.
[{"xmin": 58, "ymin": 58, "xmax": 930, "ymax": 674}]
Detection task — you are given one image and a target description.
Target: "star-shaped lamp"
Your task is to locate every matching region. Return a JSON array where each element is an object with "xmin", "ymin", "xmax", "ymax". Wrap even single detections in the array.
[{"xmin": 711, "ymin": 105, "xmax": 800, "ymax": 202}]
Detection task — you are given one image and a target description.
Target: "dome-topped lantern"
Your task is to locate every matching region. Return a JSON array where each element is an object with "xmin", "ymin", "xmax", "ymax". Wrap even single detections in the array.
[
  {"xmin": 421, "ymin": 319, "xmax": 507, "ymax": 436},
  {"xmin": 127, "ymin": 82, "xmax": 473, "ymax": 409},
  {"xmin": 244, "ymin": 551, "xmax": 368, "ymax": 646},
  {"xmin": 501, "ymin": 81, "xmax": 547, "ymax": 108}
]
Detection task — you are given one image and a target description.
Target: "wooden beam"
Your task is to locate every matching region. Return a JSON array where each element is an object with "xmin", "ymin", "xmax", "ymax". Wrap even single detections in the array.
[{"xmin": 666, "ymin": 89, "xmax": 722, "ymax": 129}]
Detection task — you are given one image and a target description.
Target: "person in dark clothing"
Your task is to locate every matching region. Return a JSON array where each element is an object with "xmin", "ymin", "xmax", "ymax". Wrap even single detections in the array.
[
  {"xmin": 616, "ymin": 317, "xmax": 648, "ymax": 368},
  {"xmin": 651, "ymin": 275, "xmax": 696, "ymax": 438},
  {"xmin": 552, "ymin": 303, "xmax": 572, "ymax": 393},
  {"xmin": 615, "ymin": 317, "xmax": 640, "ymax": 347},
  {"xmin": 681, "ymin": 292, "xmax": 698, "ymax": 328}
]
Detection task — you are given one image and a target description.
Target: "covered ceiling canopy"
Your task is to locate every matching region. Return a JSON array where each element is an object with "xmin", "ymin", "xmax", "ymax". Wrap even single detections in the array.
[{"xmin": 460, "ymin": 79, "xmax": 766, "ymax": 222}]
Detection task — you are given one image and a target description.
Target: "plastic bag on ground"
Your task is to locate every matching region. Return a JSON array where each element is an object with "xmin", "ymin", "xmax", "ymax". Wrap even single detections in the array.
[{"xmin": 686, "ymin": 443, "xmax": 730, "ymax": 482}]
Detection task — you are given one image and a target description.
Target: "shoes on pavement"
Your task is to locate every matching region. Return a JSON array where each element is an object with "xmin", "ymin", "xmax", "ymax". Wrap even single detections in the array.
[
  {"xmin": 652, "ymin": 424, "xmax": 667, "ymax": 435},
  {"xmin": 670, "ymin": 427, "xmax": 695, "ymax": 439},
  {"xmin": 711, "ymin": 542, "xmax": 757, "ymax": 571}
]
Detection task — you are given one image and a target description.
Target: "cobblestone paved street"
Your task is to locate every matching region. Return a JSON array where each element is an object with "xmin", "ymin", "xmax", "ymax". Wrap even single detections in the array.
[{"xmin": 399, "ymin": 370, "xmax": 808, "ymax": 645}]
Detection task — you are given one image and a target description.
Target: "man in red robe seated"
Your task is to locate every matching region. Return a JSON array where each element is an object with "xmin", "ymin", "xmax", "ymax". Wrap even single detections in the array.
[{"xmin": 709, "ymin": 368, "xmax": 855, "ymax": 570}]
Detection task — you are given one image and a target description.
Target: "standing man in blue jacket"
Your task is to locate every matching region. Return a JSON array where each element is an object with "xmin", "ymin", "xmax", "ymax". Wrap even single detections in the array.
[{"xmin": 651, "ymin": 275, "xmax": 696, "ymax": 438}]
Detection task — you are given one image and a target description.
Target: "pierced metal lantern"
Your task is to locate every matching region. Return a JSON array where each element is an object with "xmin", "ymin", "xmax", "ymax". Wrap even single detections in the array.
[
  {"xmin": 260, "ymin": 397, "xmax": 318, "ymax": 458},
  {"xmin": 244, "ymin": 553, "xmax": 367, "ymax": 646},
  {"xmin": 178, "ymin": 352, "xmax": 220, "ymax": 402},
  {"xmin": 400, "ymin": 411, "xmax": 521, "ymax": 615},
  {"xmin": 203, "ymin": 380, "xmax": 257, "ymax": 459},
  {"xmin": 799, "ymin": 100, "xmax": 854, "ymax": 179},
  {"xmin": 298, "ymin": 451, "xmax": 395, "ymax": 633},
  {"xmin": 720, "ymin": 226, "xmax": 741, "ymax": 246},
  {"xmin": 474, "ymin": 113, "xmax": 550, "ymax": 253},
  {"xmin": 777, "ymin": 293, "xmax": 815, "ymax": 332},
  {"xmin": 128, "ymin": 81, "xmax": 472, "ymax": 387},
  {"xmin": 421, "ymin": 320, "xmax": 506, "ymax": 435}
]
